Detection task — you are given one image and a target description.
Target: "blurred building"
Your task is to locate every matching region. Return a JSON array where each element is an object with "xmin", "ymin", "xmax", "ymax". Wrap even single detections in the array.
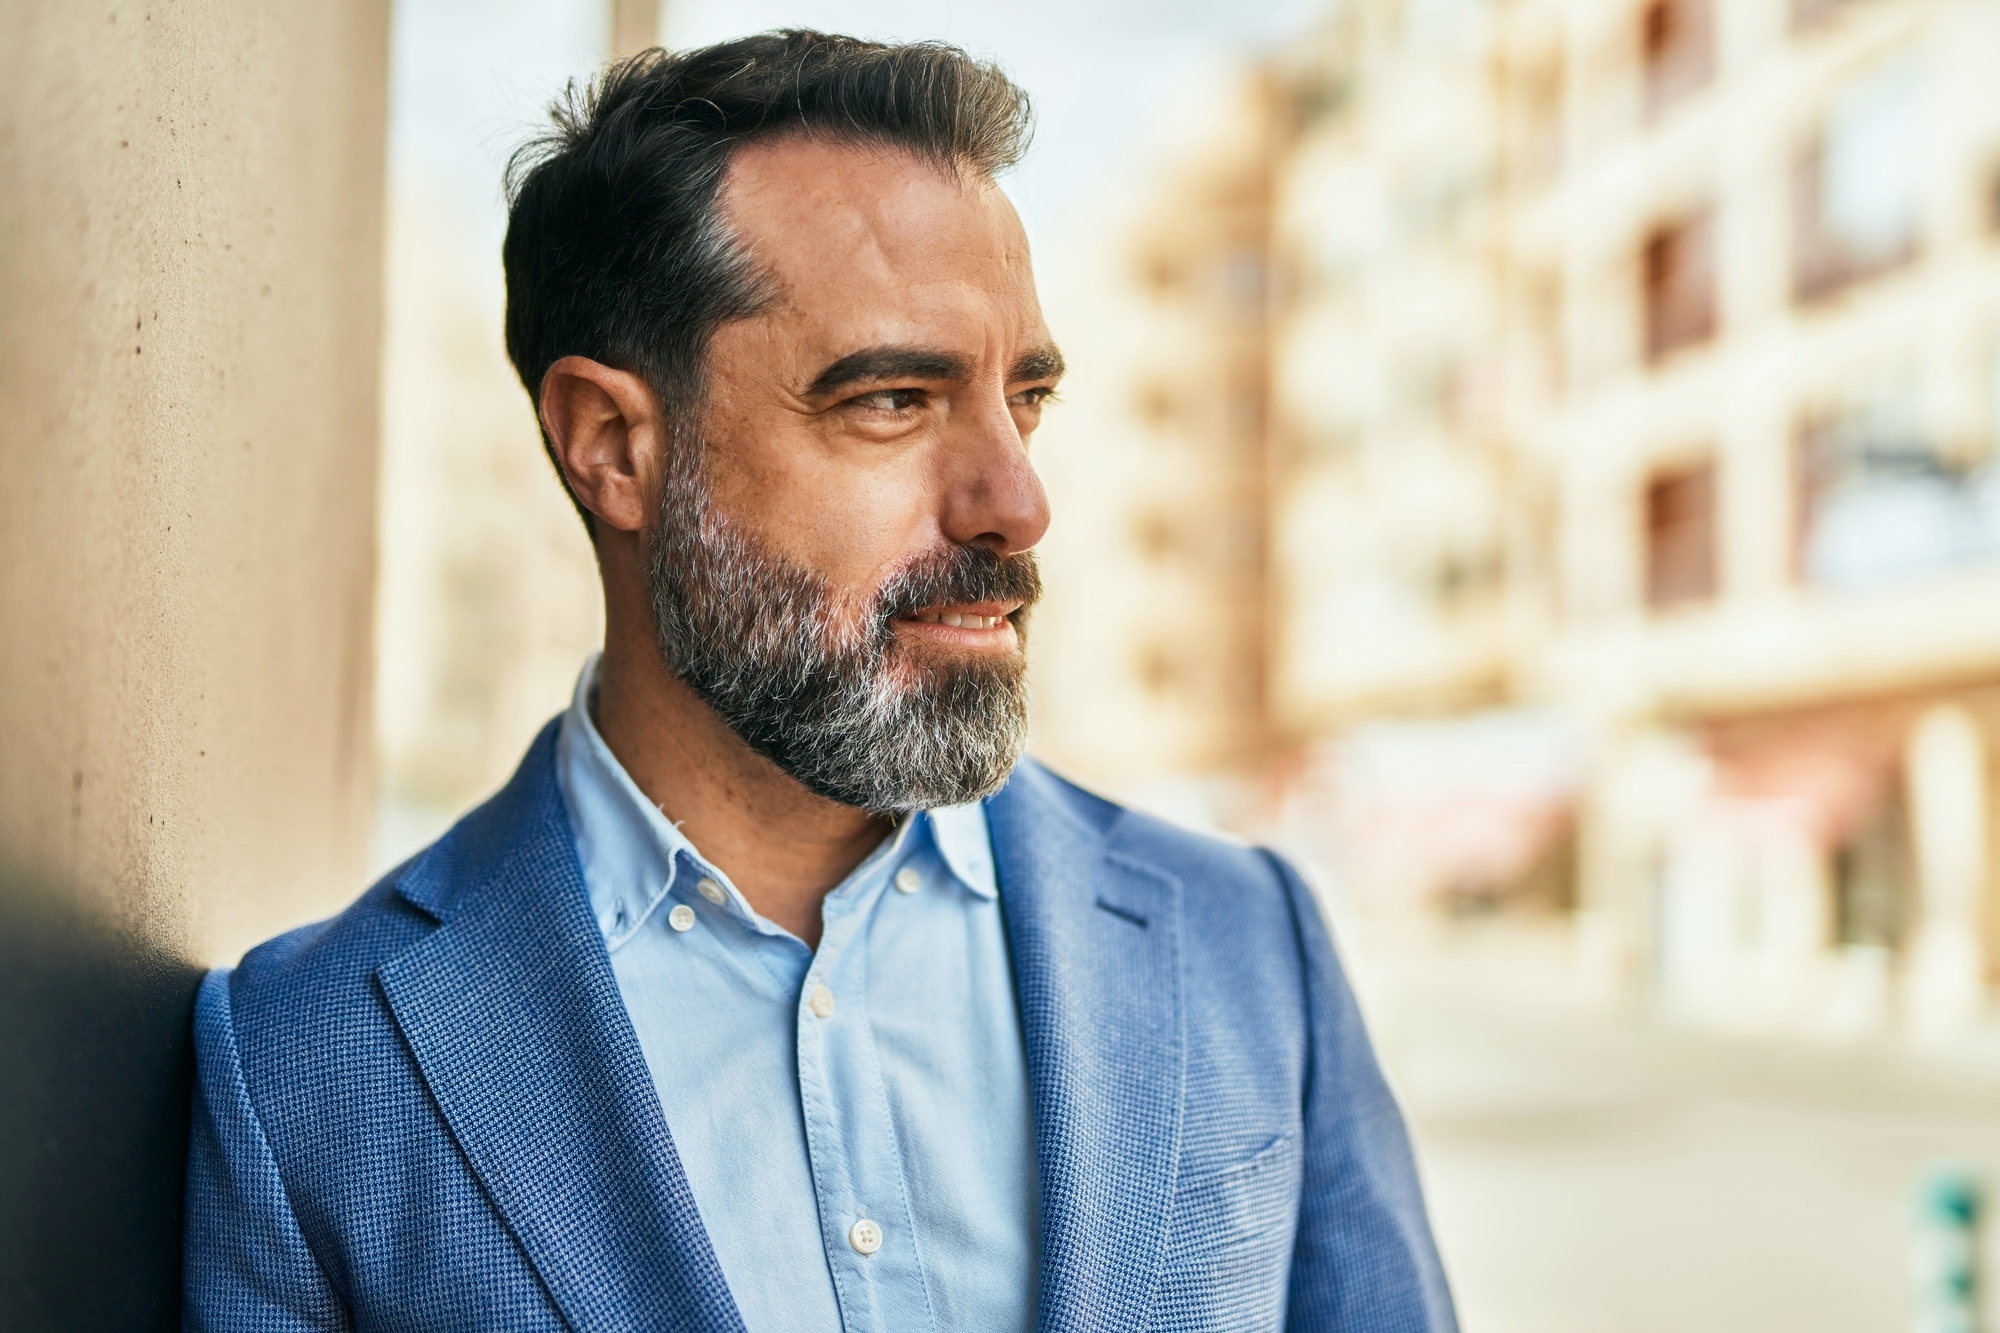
[
  {"xmin": 1030, "ymin": 68, "xmax": 1282, "ymax": 825},
  {"xmin": 1524, "ymin": 0, "xmax": 2000, "ymax": 1039},
  {"xmin": 1037, "ymin": 0, "xmax": 2000, "ymax": 1040},
  {"xmin": 1261, "ymin": 0, "xmax": 1581, "ymax": 923}
]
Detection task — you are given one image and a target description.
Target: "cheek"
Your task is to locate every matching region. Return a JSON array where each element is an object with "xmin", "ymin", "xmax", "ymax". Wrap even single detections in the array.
[{"xmin": 707, "ymin": 436, "xmax": 947, "ymax": 591}]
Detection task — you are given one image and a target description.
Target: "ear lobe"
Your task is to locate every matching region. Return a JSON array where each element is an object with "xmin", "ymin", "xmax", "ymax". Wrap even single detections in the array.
[{"xmin": 538, "ymin": 356, "xmax": 659, "ymax": 534}]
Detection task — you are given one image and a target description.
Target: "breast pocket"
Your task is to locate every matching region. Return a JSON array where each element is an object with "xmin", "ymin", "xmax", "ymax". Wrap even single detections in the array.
[{"xmin": 1149, "ymin": 1133, "xmax": 1303, "ymax": 1333}]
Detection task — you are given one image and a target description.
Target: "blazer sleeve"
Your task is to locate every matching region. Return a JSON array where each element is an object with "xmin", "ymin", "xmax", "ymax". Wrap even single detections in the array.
[
  {"xmin": 184, "ymin": 967, "xmax": 350, "ymax": 1332},
  {"xmin": 1263, "ymin": 851, "xmax": 1459, "ymax": 1333}
]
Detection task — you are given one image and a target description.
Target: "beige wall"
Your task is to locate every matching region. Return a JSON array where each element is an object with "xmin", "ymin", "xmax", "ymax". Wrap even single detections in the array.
[{"xmin": 0, "ymin": 2, "xmax": 390, "ymax": 965}]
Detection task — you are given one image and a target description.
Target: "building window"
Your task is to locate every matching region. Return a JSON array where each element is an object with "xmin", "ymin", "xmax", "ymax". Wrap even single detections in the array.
[
  {"xmin": 1512, "ymin": 56, "xmax": 1564, "ymax": 186},
  {"xmin": 1134, "ymin": 381, "xmax": 1177, "ymax": 431},
  {"xmin": 1641, "ymin": 0, "xmax": 1714, "ymax": 121},
  {"xmin": 1430, "ymin": 549, "xmax": 1500, "ymax": 611},
  {"xmin": 1643, "ymin": 211, "xmax": 1717, "ymax": 362},
  {"xmin": 1834, "ymin": 800, "xmax": 1906, "ymax": 949},
  {"xmin": 1797, "ymin": 388, "xmax": 2000, "ymax": 588},
  {"xmin": 1792, "ymin": 0, "xmax": 1858, "ymax": 30},
  {"xmin": 1134, "ymin": 641, "xmax": 1195, "ymax": 699},
  {"xmin": 1131, "ymin": 506, "xmax": 1194, "ymax": 564},
  {"xmin": 1645, "ymin": 461, "xmax": 1718, "ymax": 608},
  {"xmin": 1795, "ymin": 55, "xmax": 1920, "ymax": 304}
]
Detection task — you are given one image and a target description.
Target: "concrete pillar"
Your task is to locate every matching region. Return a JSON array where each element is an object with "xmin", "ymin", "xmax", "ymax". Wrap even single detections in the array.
[
  {"xmin": 1, "ymin": 7, "xmax": 387, "ymax": 1316},
  {"xmin": 1905, "ymin": 704, "xmax": 1990, "ymax": 1040},
  {"xmin": 0, "ymin": 2, "xmax": 390, "ymax": 966}
]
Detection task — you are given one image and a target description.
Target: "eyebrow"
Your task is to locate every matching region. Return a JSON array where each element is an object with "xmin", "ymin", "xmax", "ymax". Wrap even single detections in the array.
[
  {"xmin": 805, "ymin": 347, "xmax": 970, "ymax": 397},
  {"xmin": 1011, "ymin": 345, "xmax": 1065, "ymax": 383},
  {"xmin": 802, "ymin": 342, "xmax": 1067, "ymax": 398}
]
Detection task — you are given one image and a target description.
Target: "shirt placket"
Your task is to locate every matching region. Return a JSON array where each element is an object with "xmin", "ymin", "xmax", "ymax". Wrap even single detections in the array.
[{"xmin": 794, "ymin": 857, "xmax": 937, "ymax": 1333}]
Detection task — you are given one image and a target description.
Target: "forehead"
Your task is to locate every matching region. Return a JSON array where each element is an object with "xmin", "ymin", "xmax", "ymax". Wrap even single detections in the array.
[{"xmin": 717, "ymin": 134, "xmax": 1043, "ymax": 356}]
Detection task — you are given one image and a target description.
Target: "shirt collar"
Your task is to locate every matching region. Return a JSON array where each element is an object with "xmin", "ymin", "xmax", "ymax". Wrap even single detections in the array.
[
  {"xmin": 930, "ymin": 801, "xmax": 998, "ymax": 900},
  {"xmin": 554, "ymin": 653, "xmax": 998, "ymax": 948}
]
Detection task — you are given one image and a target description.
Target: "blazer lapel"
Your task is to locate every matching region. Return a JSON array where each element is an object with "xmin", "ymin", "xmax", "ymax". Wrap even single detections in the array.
[
  {"xmin": 377, "ymin": 725, "xmax": 743, "ymax": 1333},
  {"xmin": 990, "ymin": 764, "xmax": 1187, "ymax": 1333}
]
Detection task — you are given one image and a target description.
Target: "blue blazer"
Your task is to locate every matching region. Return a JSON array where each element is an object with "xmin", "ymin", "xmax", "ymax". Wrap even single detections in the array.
[{"xmin": 185, "ymin": 722, "xmax": 1456, "ymax": 1331}]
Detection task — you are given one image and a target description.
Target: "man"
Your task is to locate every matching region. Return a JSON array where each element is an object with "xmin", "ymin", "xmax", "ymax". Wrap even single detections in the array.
[{"xmin": 185, "ymin": 31, "xmax": 1456, "ymax": 1333}]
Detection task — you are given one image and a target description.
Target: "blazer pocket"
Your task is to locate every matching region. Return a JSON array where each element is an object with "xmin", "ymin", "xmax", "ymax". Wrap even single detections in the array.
[
  {"xmin": 1172, "ymin": 1132, "xmax": 1302, "ymax": 1245},
  {"xmin": 1150, "ymin": 1135, "xmax": 1302, "ymax": 1332}
]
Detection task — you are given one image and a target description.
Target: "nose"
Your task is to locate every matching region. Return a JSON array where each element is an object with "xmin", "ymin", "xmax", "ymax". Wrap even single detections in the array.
[{"xmin": 938, "ymin": 392, "xmax": 1051, "ymax": 556}]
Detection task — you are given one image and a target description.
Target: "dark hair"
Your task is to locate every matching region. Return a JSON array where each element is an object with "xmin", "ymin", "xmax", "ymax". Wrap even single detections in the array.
[{"xmin": 502, "ymin": 30, "xmax": 1033, "ymax": 520}]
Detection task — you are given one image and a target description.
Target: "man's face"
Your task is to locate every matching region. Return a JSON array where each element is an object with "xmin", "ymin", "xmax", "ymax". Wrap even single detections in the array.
[
  {"xmin": 644, "ymin": 135, "xmax": 1060, "ymax": 811},
  {"xmin": 701, "ymin": 135, "xmax": 1058, "ymax": 659}
]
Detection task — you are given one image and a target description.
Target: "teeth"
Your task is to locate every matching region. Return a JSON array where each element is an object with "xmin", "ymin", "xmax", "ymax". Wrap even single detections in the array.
[{"xmin": 912, "ymin": 611, "xmax": 1006, "ymax": 628}]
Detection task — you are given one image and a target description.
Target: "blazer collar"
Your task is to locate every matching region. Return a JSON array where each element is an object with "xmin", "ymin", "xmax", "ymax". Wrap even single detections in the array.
[
  {"xmin": 988, "ymin": 762, "xmax": 1188, "ymax": 1333},
  {"xmin": 379, "ymin": 722, "xmax": 743, "ymax": 1333}
]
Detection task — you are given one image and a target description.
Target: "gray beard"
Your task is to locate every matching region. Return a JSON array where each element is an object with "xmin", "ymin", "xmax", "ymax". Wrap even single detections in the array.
[{"xmin": 644, "ymin": 438, "xmax": 1040, "ymax": 814}]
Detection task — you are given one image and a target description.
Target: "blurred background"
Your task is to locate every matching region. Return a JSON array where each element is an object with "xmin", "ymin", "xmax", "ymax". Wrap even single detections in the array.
[{"xmin": 10, "ymin": 0, "xmax": 2000, "ymax": 1328}]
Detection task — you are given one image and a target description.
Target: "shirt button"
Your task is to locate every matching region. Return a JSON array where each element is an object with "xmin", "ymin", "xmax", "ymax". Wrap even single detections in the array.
[
  {"xmin": 697, "ymin": 877, "xmax": 726, "ymax": 905},
  {"xmin": 894, "ymin": 867, "xmax": 922, "ymax": 895},
  {"xmin": 668, "ymin": 904, "xmax": 697, "ymax": 932},
  {"xmin": 848, "ymin": 1218, "xmax": 882, "ymax": 1255},
  {"xmin": 808, "ymin": 984, "xmax": 836, "ymax": 1018}
]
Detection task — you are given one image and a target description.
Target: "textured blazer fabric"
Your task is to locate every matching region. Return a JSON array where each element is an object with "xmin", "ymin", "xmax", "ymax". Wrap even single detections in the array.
[{"xmin": 184, "ymin": 720, "xmax": 1458, "ymax": 1332}]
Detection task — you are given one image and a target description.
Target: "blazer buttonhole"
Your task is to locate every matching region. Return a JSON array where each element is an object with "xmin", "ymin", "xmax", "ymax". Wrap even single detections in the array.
[{"xmin": 1094, "ymin": 897, "xmax": 1149, "ymax": 929}]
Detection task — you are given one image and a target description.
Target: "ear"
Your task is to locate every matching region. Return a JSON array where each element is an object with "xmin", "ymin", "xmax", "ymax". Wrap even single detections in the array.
[{"xmin": 538, "ymin": 356, "xmax": 663, "ymax": 534}]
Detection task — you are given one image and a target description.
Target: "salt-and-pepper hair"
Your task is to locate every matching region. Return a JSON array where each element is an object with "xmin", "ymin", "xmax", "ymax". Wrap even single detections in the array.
[{"xmin": 502, "ymin": 31, "xmax": 1033, "ymax": 524}]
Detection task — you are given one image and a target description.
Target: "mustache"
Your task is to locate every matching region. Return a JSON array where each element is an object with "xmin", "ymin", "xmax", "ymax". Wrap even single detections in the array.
[{"xmin": 874, "ymin": 545, "xmax": 1042, "ymax": 626}]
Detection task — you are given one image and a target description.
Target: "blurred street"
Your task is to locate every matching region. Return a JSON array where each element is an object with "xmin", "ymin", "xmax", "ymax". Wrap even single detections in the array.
[{"xmin": 1357, "ymin": 917, "xmax": 2000, "ymax": 1333}]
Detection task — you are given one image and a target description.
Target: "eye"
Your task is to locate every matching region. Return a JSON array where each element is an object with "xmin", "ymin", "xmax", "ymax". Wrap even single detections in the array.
[
  {"xmin": 1009, "ymin": 386, "xmax": 1057, "ymax": 408},
  {"xmin": 852, "ymin": 388, "xmax": 925, "ymax": 412}
]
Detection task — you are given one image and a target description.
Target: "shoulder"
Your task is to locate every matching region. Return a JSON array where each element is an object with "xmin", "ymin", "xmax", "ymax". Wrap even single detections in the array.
[
  {"xmin": 214, "ymin": 853, "xmax": 441, "ymax": 1098},
  {"xmin": 206, "ymin": 783, "xmax": 548, "ymax": 1184},
  {"xmin": 1002, "ymin": 758, "xmax": 1312, "ymax": 936},
  {"xmin": 223, "ymin": 720, "xmax": 565, "ymax": 1057},
  {"xmin": 1002, "ymin": 762, "xmax": 1327, "ymax": 1090}
]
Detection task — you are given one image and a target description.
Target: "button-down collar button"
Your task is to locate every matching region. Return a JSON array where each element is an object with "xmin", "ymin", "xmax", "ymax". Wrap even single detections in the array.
[
  {"xmin": 848, "ymin": 1218, "xmax": 882, "ymax": 1255},
  {"xmin": 808, "ymin": 984, "xmax": 836, "ymax": 1018},
  {"xmin": 667, "ymin": 904, "xmax": 697, "ymax": 933},
  {"xmin": 697, "ymin": 877, "xmax": 726, "ymax": 905},
  {"xmin": 894, "ymin": 867, "xmax": 921, "ymax": 895}
]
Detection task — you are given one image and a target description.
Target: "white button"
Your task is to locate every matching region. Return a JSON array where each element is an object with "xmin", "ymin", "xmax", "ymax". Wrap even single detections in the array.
[
  {"xmin": 668, "ymin": 904, "xmax": 697, "ymax": 932},
  {"xmin": 848, "ymin": 1218, "xmax": 882, "ymax": 1255},
  {"xmin": 697, "ymin": 877, "xmax": 726, "ymax": 905},
  {"xmin": 808, "ymin": 984, "xmax": 836, "ymax": 1018},
  {"xmin": 894, "ymin": 867, "xmax": 921, "ymax": 895}
]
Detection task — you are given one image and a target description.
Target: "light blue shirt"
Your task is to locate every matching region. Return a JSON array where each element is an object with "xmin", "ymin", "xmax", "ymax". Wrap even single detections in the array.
[{"xmin": 553, "ymin": 657, "xmax": 1039, "ymax": 1333}]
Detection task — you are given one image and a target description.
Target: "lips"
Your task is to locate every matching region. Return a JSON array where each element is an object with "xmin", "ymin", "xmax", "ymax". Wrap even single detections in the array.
[{"xmin": 874, "ymin": 546, "xmax": 1041, "ymax": 637}]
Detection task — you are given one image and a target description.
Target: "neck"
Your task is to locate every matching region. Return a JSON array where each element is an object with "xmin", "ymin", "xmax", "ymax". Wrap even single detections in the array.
[{"xmin": 591, "ymin": 615, "xmax": 891, "ymax": 951}]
